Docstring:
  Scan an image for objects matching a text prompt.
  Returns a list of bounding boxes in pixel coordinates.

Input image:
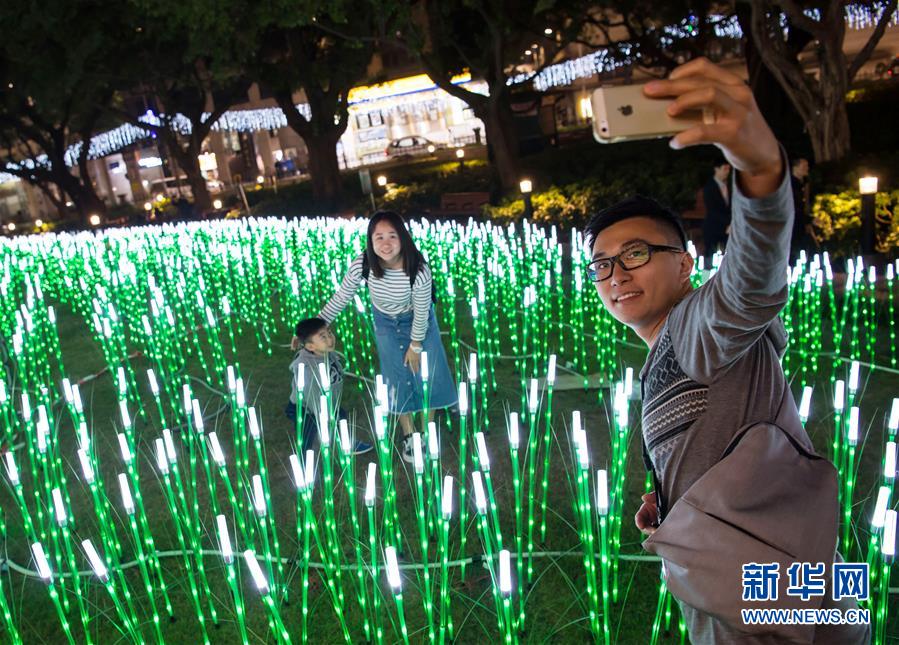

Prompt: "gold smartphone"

[591,84,707,143]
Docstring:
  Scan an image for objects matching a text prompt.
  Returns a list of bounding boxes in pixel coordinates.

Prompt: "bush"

[812,189,899,256]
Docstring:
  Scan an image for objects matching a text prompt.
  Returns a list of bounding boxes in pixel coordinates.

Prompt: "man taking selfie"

[584,58,869,644]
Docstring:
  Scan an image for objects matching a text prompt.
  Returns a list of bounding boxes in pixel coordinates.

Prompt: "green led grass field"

[0,216,896,644]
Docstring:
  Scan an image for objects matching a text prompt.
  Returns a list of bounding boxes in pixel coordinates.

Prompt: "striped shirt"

[319,254,433,341]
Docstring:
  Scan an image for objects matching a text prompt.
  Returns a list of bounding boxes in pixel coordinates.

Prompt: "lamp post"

[520,179,533,219]
[859,175,878,255]
[456,148,465,171]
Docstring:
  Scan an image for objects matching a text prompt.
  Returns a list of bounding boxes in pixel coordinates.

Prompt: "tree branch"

[848,0,897,81]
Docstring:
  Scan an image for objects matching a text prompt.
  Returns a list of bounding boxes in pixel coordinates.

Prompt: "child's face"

[304,326,336,354]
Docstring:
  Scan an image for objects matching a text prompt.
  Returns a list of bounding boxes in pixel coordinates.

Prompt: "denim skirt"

[371,305,457,414]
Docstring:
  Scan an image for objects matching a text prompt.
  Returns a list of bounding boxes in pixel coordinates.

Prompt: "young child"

[285,317,372,455]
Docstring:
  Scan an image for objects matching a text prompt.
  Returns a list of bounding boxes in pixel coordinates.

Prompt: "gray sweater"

[640,165,838,643]
[639,162,809,516]
[288,349,344,416]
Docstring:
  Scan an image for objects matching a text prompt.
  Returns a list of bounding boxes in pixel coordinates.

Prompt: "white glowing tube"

[470,298,479,319]
[468,353,478,383]
[376,376,388,409]
[61,378,73,403]
[4,452,18,486]
[208,432,226,466]
[155,439,169,474]
[885,442,896,480]
[217,515,233,564]
[421,351,429,382]
[374,408,386,440]
[252,475,267,516]
[442,475,453,519]
[182,385,192,415]
[472,471,487,514]
[849,361,860,393]
[412,433,424,474]
[162,429,177,463]
[72,385,83,413]
[528,379,538,413]
[235,377,245,408]
[499,549,512,596]
[295,363,305,393]
[572,410,582,435]
[848,407,859,446]
[52,487,67,525]
[305,449,315,488]
[889,398,899,431]
[334,420,349,456]
[118,474,135,515]
[119,400,131,429]
[458,383,469,415]
[318,362,331,392]
[834,380,845,411]
[82,539,109,582]
[117,367,127,395]
[365,462,377,507]
[476,432,490,471]
[78,422,89,451]
[872,486,891,529]
[191,399,204,433]
[318,398,330,446]
[31,542,52,580]
[547,354,557,385]
[883,510,896,558]
[226,365,236,393]
[507,412,520,450]
[117,433,133,463]
[289,453,304,489]
[247,407,261,440]
[78,449,95,483]
[799,386,813,421]
[36,414,49,454]
[147,369,159,397]
[624,368,634,398]
[243,550,269,592]
[384,546,402,591]
[427,422,439,460]
[596,469,609,516]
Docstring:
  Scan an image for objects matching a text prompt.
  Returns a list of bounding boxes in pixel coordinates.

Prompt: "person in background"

[286,317,372,455]
[790,156,814,262]
[702,158,732,265]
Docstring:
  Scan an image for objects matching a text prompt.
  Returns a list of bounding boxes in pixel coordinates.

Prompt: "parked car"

[385,136,444,160]
[148,176,223,202]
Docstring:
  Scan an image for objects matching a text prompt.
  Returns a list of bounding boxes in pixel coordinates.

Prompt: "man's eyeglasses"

[587,242,684,282]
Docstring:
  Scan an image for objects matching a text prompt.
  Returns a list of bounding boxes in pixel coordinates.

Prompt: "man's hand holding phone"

[643,57,783,198]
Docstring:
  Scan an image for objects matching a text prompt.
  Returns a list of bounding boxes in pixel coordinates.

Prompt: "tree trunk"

[477,95,522,192]
[165,134,213,213]
[304,130,343,211]
[807,88,852,163]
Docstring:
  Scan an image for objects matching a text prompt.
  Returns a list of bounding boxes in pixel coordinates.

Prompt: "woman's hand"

[404,344,421,374]
[643,57,783,198]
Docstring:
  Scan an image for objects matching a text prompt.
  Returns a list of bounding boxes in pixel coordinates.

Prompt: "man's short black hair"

[712,158,730,169]
[584,195,688,252]
[295,317,328,347]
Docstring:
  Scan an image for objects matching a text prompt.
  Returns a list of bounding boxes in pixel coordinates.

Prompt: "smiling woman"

[318,211,457,463]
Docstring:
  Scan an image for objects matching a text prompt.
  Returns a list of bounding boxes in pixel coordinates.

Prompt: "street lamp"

[256,174,265,185]
[859,175,878,254]
[89,214,101,227]
[520,178,533,218]
[456,147,465,170]
[377,175,388,187]
[213,199,223,210]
